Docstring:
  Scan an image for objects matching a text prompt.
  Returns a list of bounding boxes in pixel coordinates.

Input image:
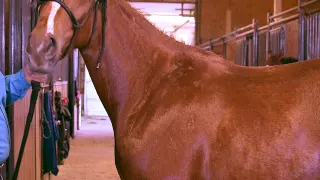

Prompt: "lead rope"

[41,92,52,139]
[0,163,4,180]
[11,81,41,180]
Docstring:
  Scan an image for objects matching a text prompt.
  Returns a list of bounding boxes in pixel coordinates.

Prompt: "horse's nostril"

[44,37,57,60]
[50,37,56,46]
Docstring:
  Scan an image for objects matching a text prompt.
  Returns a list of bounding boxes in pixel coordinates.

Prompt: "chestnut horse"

[266,50,298,66]
[25,0,320,179]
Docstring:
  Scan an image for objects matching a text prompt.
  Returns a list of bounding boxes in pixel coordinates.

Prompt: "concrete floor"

[51,116,120,180]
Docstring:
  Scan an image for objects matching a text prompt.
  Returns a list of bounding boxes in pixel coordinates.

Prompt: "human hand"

[23,63,50,84]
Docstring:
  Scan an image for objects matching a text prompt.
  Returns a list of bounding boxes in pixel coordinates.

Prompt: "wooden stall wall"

[12,92,41,180]
[52,57,69,82]
[5,0,42,179]
[54,82,68,98]
[52,56,69,104]
[199,0,273,44]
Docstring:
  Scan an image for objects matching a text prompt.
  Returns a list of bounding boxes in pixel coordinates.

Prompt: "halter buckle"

[40,82,50,93]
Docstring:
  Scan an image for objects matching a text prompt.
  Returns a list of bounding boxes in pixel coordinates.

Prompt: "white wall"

[84,66,108,117]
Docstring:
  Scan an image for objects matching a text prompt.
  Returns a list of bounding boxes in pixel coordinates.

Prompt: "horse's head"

[26,0,98,73]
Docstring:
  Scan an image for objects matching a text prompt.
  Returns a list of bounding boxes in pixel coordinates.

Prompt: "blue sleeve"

[5,69,31,106]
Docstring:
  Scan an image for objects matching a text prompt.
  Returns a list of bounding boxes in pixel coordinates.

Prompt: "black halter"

[38,0,107,68]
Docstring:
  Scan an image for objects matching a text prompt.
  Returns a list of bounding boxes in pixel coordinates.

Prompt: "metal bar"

[269,0,318,20]
[259,25,268,31]
[199,23,253,47]
[209,40,214,51]
[270,6,298,20]
[0,0,4,74]
[316,12,320,58]
[266,12,271,62]
[298,0,306,61]
[199,0,319,50]
[311,14,314,59]
[221,38,227,59]
[301,0,319,8]
[269,14,299,28]
[236,29,254,38]
[252,19,259,66]
[246,39,249,66]
[236,23,254,33]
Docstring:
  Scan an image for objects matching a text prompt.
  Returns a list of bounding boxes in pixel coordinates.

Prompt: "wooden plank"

[54,81,68,98]
[13,91,41,180]
[35,94,41,180]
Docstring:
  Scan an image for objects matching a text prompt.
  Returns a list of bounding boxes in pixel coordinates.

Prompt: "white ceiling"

[129,2,196,45]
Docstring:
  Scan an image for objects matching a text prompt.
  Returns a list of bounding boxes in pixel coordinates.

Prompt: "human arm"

[5,63,48,106]
[5,69,31,106]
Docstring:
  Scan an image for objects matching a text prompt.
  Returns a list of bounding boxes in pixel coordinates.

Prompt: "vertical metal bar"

[222,37,227,59]
[316,12,320,58]
[242,40,244,65]
[298,0,306,61]
[0,0,4,74]
[253,19,259,66]
[266,12,272,62]
[276,30,278,53]
[311,14,315,59]
[210,40,214,52]
[308,13,312,60]
[235,42,238,64]
[245,39,248,66]
[306,15,309,59]
[312,14,319,59]
[241,40,245,66]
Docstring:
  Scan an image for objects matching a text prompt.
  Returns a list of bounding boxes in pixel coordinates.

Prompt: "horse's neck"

[79,0,175,131]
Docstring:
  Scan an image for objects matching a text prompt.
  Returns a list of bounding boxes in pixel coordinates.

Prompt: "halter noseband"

[38,0,107,68]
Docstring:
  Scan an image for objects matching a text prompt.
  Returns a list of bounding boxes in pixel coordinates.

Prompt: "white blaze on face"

[46,2,61,35]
